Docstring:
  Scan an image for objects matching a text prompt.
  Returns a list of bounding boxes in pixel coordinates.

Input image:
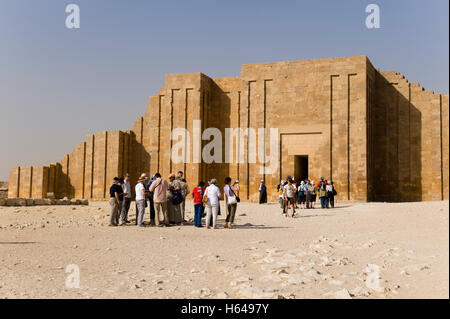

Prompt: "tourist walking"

[318,182,328,209]
[326,181,337,208]
[149,173,169,226]
[167,173,183,225]
[259,180,267,204]
[109,177,124,226]
[135,176,150,227]
[224,177,240,229]
[283,177,297,217]
[120,173,132,224]
[204,178,221,229]
[192,181,206,227]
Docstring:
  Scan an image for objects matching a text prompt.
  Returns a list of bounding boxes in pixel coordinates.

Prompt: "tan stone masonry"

[8,56,449,202]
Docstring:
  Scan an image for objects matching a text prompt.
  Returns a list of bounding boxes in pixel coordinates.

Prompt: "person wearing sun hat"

[135,175,150,227]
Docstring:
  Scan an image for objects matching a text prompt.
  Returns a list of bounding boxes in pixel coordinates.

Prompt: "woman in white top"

[204,178,221,229]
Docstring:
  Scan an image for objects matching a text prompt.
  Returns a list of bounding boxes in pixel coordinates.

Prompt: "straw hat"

[138,176,147,182]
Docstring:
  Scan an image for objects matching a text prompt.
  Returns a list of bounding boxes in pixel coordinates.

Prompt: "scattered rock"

[325,288,352,299]
[400,264,430,275]
[216,292,229,299]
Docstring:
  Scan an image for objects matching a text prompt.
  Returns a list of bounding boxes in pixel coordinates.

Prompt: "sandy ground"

[0,200,448,299]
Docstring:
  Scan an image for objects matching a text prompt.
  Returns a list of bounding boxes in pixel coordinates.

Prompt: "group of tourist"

[108,171,338,226]
[277,176,337,217]
[108,171,241,229]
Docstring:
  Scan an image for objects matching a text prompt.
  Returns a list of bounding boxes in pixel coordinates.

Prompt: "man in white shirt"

[205,178,221,229]
[135,176,149,227]
[120,173,132,224]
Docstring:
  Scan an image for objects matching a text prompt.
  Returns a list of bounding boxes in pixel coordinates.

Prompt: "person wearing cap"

[167,173,183,225]
[149,173,169,226]
[135,176,150,227]
[205,178,221,229]
[259,180,267,204]
[109,177,125,226]
[120,173,132,224]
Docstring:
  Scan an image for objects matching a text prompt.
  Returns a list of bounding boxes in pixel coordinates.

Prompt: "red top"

[192,187,205,205]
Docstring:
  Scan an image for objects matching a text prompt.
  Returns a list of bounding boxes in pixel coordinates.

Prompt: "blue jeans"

[194,204,203,227]
[320,197,328,208]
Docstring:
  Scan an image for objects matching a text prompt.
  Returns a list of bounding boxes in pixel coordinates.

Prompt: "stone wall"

[369,69,449,201]
[7,56,448,202]
[0,181,7,199]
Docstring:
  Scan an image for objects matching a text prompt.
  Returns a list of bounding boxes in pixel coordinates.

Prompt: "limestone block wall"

[9,130,134,200]
[235,56,369,202]
[369,68,449,201]
[8,55,448,202]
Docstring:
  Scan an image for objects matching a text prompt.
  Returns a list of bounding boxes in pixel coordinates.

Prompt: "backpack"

[171,190,184,205]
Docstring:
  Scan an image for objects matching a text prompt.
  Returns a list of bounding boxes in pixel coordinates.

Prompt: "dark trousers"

[305,194,311,208]
[194,204,203,227]
[327,195,335,208]
[225,203,237,223]
[320,196,328,208]
[149,195,155,220]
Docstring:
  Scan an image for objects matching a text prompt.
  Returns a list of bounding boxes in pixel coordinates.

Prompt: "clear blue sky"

[0,0,448,180]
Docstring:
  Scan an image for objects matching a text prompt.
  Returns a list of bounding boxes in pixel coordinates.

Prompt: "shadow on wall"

[368,72,422,202]
[203,81,232,189]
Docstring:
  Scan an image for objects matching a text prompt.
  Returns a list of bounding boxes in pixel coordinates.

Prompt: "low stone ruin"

[0,197,88,207]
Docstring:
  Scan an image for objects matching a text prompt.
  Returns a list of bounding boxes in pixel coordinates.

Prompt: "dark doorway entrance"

[294,155,308,183]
